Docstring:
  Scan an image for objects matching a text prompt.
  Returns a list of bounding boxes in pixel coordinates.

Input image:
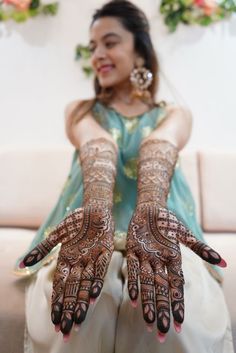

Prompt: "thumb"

[174,215,225,266]
[20,234,59,268]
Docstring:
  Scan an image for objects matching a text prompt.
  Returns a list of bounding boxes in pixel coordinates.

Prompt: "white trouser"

[25,247,234,353]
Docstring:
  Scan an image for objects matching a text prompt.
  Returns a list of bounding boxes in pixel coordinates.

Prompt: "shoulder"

[64,99,81,123]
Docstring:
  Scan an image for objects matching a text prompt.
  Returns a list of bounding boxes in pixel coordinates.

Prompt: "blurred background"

[0,0,236,150]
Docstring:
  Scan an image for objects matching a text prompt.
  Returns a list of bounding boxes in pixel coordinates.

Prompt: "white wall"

[1,0,236,150]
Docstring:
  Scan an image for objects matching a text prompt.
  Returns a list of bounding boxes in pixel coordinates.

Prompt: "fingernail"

[218,258,227,268]
[54,324,60,333]
[63,334,70,343]
[90,298,96,305]
[156,331,166,343]
[131,300,138,308]
[19,260,25,269]
[147,324,153,332]
[74,324,80,332]
[174,321,182,333]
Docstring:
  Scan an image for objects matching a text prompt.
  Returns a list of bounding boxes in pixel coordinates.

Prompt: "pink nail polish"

[156,332,166,343]
[131,300,138,308]
[218,259,227,268]
[147,324,153,332]
[19,260,25,269]
[174,321,182,333]
[63,334,70,343]
[54,324,60,333]
[74,324,80,332]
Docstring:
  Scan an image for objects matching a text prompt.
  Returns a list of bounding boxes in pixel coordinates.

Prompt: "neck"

[111,80,134,105]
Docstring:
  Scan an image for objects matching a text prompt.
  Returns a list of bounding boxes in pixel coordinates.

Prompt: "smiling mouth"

[98,65,115,74]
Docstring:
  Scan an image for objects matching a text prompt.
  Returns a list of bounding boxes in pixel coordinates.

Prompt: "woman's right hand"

[20,206,115,338]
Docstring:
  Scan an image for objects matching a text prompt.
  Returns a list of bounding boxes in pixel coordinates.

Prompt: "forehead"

[89,16,133,42]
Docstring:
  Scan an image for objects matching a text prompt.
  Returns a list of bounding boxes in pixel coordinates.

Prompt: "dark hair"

[91,0,159,106]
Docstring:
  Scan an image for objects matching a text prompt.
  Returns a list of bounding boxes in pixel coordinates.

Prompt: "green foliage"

[75,44,94,77]
[0,1,59,22]
[160,0,236,32]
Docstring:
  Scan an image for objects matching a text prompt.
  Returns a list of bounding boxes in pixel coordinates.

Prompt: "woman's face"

[89,17,138,89]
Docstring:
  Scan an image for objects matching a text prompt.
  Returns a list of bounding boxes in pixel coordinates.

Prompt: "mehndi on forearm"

[79,137,118,208]
[137,139,178,207]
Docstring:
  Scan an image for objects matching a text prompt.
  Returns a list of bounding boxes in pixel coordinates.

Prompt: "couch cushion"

[0,228,35,353]
[199,151,236,232]
[204,233,236,350]
[180,150,201,223]
[0,147,73,228]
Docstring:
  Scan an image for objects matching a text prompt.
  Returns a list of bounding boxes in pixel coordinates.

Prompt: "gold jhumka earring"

[130,57,153,103]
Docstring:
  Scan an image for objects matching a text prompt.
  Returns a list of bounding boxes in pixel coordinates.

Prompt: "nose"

[92,45,107,61]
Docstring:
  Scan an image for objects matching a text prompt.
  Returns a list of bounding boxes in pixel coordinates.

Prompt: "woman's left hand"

[126,204,226,340]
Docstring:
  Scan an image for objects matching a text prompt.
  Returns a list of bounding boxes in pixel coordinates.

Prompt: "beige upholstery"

[0,147,235,352]
[199,151,236,232]
[0,147,73,228]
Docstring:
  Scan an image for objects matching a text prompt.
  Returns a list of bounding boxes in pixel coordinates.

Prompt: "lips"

[98,64,114,73]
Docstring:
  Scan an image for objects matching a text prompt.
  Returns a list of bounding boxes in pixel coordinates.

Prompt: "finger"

[167,259,185,326]
[172,215,223,266]
[140,261,155,324]
[60,263,83,335]
[154,263,170,334]
[74,262,94,325]
[127,253,140,302]
[90,250,112,298]
[22,237,58,267]
[51,258,70,326]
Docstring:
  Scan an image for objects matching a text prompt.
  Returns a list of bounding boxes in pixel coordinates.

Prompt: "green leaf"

[30,0,40,10]
[11,11,29,22]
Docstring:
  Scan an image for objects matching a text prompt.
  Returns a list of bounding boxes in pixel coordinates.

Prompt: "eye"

[105,41,116,49]
[89,46,96,54]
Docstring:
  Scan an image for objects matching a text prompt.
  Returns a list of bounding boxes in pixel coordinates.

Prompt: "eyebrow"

[89,32,121,45]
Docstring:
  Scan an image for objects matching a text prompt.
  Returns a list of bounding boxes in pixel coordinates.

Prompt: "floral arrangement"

[0,0,59,22]
[160,0,236,32]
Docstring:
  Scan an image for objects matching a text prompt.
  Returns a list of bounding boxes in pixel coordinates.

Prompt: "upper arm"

[147,104,193,151]
[64,100,82,147]
[64,100,118,150]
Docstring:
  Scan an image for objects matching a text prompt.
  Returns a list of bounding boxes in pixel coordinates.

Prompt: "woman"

[15,1,233,352]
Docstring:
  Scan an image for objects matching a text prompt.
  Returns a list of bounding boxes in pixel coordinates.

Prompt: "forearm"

[137,139,178,207]
[79,137,118,209]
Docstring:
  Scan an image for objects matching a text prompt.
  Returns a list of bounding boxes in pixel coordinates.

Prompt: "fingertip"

[90,298,97,305]
[130,300,138,308]
[218,258,227,268]
[147,324,153,332]
[19,260,26,269]
[63,334,70,343]
[174,321,182,333]
[54,324,60,333]
[156,331,166,343]
[74,324,81,332]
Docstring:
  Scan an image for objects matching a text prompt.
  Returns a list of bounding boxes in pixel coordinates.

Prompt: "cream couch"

[0,147,235,352]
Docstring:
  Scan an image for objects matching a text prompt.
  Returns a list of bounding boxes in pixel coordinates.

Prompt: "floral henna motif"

[127,139,223,335]
[22,138,118,336]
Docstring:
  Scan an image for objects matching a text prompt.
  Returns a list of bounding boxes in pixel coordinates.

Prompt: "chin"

[98,76,128,90]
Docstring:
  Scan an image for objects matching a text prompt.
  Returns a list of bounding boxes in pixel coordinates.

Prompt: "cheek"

[113,51,134,74]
